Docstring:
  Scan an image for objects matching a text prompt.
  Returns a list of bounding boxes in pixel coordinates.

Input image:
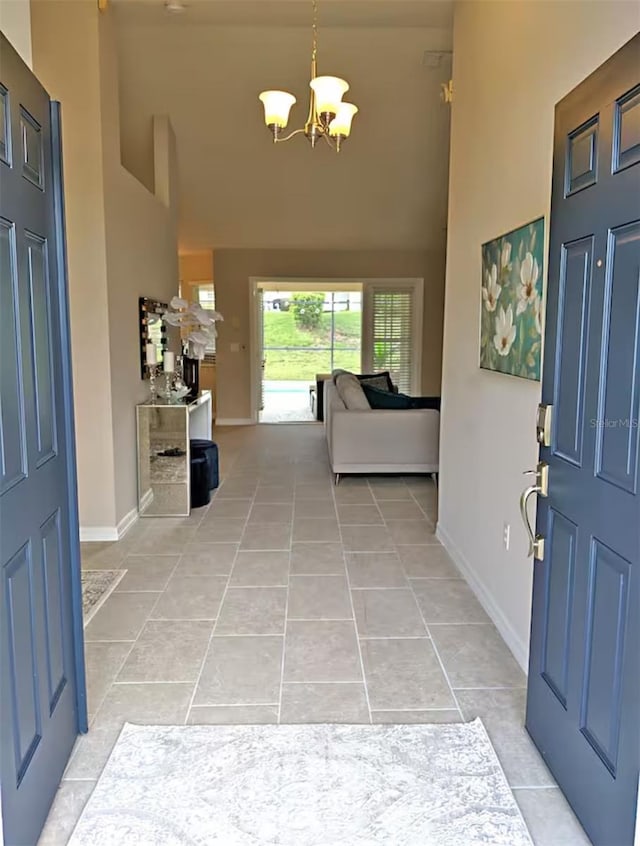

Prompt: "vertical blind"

[371,289,415,393]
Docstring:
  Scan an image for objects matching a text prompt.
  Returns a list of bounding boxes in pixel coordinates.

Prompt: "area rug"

[68,719,533,845]
[81,569,127,626]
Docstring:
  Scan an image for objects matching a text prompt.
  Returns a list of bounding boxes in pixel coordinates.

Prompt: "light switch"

[230,342,240,353]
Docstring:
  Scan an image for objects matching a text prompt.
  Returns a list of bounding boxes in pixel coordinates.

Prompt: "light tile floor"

[39,424,591,845]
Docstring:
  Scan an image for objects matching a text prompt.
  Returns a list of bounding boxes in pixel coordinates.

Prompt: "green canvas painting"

[480,217,545,381]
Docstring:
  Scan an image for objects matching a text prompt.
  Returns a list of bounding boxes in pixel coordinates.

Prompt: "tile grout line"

[380,478,466,722]
[276,507,294,725]
[183,461,257,724]
[339,479,375,725]
[404,482,465,720]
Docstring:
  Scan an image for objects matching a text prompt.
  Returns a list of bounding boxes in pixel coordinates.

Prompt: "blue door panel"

[553,238,592,466]
[4,542,42,782]
[614,84,640,172]
[0,217,27,494]
[566,115,599,195]
[41,508,67,712]
[19,106,44,190]
[26,231,57,466]
[540,508,576,707]
[595,221,640,493]
[580,539,630,777]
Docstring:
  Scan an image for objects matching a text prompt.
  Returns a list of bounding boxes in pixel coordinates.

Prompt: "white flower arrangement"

[162,296,224,361]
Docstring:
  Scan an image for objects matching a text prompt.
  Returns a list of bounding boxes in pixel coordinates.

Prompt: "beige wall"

[31,0,179,532]
[439,1,639,669]
[213,248,445,421]
[0,0,32,66]
[99,9,180,526]
[32,0,117,528]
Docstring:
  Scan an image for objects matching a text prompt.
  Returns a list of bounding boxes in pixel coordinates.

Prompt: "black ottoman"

[190,439,219,490]
[190,455,211,508]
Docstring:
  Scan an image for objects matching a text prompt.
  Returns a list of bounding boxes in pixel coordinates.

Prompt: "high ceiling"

[113,0,453,251]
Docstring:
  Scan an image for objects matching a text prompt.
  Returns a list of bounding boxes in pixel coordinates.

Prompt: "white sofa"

[323,379,440,479]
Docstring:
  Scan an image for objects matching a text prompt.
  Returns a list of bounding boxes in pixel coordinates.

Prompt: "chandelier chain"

[311,0,318,67]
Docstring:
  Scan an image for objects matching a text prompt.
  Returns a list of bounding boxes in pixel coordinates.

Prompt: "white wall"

[0,0,32,67]
[439,1,639,669]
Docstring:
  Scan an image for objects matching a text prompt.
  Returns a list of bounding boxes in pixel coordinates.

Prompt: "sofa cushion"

[335,373,371,411]
[361,385,413,409]
[332,369,395,392]
[358,372,395,392]
[362,384,442,411]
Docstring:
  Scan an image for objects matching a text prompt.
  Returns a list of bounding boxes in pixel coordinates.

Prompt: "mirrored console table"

[136,390,212,517]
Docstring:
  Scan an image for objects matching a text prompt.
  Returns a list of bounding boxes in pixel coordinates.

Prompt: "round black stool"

[190,439,219,490]
[190,455,211,508]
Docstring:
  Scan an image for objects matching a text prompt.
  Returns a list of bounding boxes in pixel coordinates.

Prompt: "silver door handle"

[520,463,548,560]
[520,485,541,558]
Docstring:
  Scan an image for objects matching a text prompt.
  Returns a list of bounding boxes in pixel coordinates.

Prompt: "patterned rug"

[68,720,533,845]
[81,569,127,626]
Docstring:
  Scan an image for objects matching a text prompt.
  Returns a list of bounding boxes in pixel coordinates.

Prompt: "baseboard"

[139,488,154,514]
[215,418,255,426]
[436,521,530,674]
[116,506,138,539]
[80,505,139,543]
[79,526,119,542]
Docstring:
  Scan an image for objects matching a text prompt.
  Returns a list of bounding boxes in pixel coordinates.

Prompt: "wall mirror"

[139,296,168,378]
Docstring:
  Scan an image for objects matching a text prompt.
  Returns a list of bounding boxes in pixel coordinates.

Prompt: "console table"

[136,390,212,517]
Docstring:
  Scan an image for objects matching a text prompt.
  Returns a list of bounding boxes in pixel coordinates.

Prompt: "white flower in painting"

[517,252,539,315]
[534,295,543,335]
[500,241,512,272]
[482,264,501,312]
[493,305,517,356]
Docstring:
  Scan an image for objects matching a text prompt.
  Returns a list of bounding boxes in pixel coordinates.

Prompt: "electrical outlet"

[503,523,511,551]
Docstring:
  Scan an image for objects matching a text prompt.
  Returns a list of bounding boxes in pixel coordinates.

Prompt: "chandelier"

[258,0,358,152]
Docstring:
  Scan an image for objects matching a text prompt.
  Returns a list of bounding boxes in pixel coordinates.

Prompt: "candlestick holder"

[163,368,174,401]
[148,364,159,402]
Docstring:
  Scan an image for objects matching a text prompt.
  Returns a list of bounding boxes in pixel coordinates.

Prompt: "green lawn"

[263,310,361,380]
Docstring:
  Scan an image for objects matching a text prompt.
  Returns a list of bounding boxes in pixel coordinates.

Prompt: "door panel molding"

[565,114,599,196]
[553,237,593,466]
[540,508,577,708]
[0,216,28,494]
[613,83,640,173]
[4,541,42,784]
[594,220,640,494]
[40,508,67,714]
[580,538,630,777]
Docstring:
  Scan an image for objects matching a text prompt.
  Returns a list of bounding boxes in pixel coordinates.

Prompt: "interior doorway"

[255,282,363,423]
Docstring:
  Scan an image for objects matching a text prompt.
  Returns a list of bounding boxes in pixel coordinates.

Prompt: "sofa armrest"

[330,409,439,466]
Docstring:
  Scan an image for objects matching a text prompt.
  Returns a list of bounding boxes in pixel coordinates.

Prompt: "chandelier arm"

[322,131,335,149]
[274,127,308,143]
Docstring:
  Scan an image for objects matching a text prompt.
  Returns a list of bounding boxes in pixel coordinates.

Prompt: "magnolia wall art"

[480,217,545,380]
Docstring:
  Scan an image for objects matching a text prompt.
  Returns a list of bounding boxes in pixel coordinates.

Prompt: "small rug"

[68,720,533,845]
[81,569,127,626]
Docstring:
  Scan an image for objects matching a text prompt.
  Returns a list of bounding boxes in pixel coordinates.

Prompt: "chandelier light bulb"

[258,91,297,129]
[309,76,349,119]
[329,102,358,138]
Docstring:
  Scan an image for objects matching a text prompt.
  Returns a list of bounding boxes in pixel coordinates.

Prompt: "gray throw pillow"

[335,373,371,411]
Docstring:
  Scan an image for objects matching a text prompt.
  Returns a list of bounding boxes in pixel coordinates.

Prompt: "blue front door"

[1,36,86,845]
[526,34,640,846]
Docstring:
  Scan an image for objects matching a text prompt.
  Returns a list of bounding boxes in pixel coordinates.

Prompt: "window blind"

[370,290,414,393]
